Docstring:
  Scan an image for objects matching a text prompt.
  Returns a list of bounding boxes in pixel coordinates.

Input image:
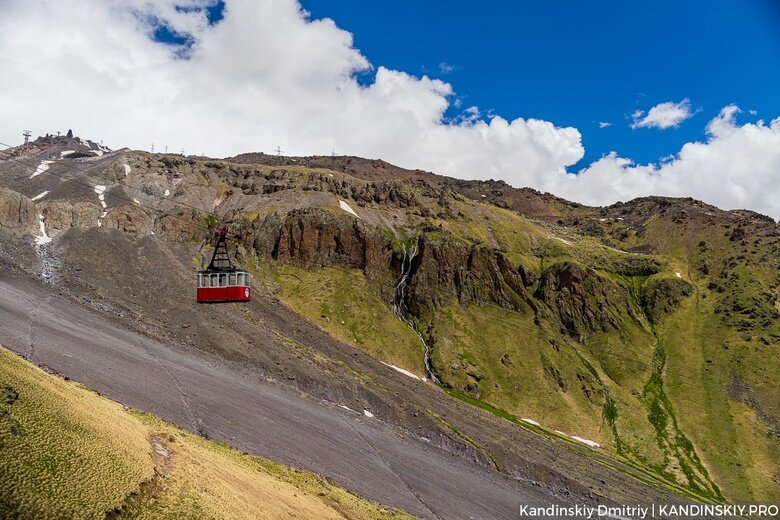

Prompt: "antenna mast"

[23,130,31,149]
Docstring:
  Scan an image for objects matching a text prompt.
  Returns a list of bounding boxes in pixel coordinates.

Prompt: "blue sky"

[302,0,780,168]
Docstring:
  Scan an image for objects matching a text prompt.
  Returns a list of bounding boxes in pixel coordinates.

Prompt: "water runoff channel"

[392,241,440,384]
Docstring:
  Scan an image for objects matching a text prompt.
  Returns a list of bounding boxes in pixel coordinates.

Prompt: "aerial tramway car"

[196,227,251,303]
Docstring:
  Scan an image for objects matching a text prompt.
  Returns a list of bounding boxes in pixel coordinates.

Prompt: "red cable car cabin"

[196,228,251,303]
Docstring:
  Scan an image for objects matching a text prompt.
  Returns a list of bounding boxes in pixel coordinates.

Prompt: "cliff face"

[534,261,638,337]
[0,188,38,235]
[406,234,534,315]
[253,209,395,281]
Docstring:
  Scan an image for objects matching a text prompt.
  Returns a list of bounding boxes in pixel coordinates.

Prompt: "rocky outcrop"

[105,205,153,240]
[0,188,38,234]
[254,208,394,280]
[535,261,636,337]
[405,234,534,315]
[41,201,101,238]
[641,276,693,323]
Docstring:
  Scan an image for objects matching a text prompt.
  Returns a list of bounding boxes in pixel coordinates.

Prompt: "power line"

[1,140,776,413]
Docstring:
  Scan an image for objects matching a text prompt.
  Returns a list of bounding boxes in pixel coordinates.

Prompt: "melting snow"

[31,191,49,202]
[571,436,600,448]
[521,418,541,427]
[381,362,421,381]
[133,198,140,205]
[60,150,75,157]
[338,200,360,218]
[164,189,170,197]
[94,185,107,227]
[30,160,53,179]
[35,214,52,245]
[123,164,131,176]
[338,405,355,413]
[363,409,374,418]
[675,272,682,278]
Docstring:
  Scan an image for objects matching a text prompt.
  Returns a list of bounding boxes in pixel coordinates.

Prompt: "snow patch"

[164,189,170,197]
[35,214,52,245]
[521,418,541,427]
[133,198,140,205]
[94,185,108,226]
[338,405,355,413]
[363,409,374,418]
[381,362,421,381]
[30,160,53,178]
[554,430,567,436]
[571,436,600,448]
[338,200,360,218]
[31,191,49,202]
[123,164,131,176]
[59,150,75,157]
[675,272,682,278]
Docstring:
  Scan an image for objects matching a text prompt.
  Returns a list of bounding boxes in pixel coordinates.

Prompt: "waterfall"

[393,242,439,384]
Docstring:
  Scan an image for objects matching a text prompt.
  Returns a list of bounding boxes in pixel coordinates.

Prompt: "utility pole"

[23,130,31,149]
[275,145,283,156]
[151,143,155,153]
[181,148,185,156]
[331,148,336,157]
[165,145,168,154]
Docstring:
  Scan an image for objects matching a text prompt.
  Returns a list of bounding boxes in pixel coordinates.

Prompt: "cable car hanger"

[196,225,252,303]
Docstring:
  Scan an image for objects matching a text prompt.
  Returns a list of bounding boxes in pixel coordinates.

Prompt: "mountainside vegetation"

[0,135,777,504]
[0,346,409,519]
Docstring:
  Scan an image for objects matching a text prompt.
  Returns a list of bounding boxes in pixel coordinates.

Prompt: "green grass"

[0,346,411,520]
[275,264,427,377]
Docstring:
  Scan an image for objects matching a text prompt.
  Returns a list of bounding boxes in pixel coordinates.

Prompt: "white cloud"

[0,0,582,184]
[554,106,780,219]
[438,62,458,74]
[631,99,693,129]
[0,1,778,220]
[598,122,611,128]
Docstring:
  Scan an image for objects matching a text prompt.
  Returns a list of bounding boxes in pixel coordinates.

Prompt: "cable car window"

[229,273,237,286]
[237,273,244,286]
[211,274,218,287]
[219,274,227,287]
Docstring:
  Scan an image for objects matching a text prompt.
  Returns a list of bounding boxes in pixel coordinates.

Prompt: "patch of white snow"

[338,200,360,218]
[35,214,52,245]
[123,164,131,176]
[164,189,170,197]
[133,198,140,205]
[571,436,600,448]
[381,362,421,381]
[338,405,355,413]
[30,160,53,179]
[31,191,49,202]
[521,418,541,427]
[59,150,75,157]
[363,409,374,418]
[675,272,682,278]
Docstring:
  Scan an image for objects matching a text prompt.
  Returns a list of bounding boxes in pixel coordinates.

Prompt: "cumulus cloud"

[631,98,693,129]
[0,0,582,183]
[598,122,612,128]
[555,106,780,219]
[0,0,778,219]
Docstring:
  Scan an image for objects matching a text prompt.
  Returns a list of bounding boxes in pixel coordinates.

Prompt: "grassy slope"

[274,264,426,378]
[267,194,777,502]
[0,346,410,520]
